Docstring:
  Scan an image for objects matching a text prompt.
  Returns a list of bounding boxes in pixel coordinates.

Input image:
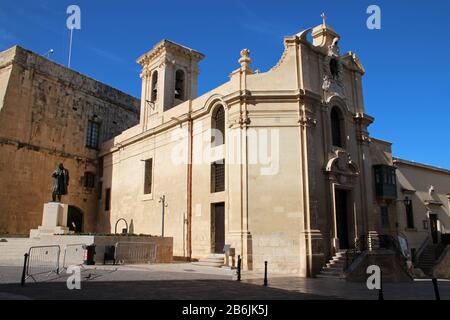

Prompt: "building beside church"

[394,158,450,258]
[0,46,140,235]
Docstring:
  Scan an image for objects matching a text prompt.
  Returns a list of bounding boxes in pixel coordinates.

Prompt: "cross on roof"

[321,12,326,26]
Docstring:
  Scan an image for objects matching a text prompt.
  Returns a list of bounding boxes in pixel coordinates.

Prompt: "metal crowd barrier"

[23,245,60,284]
[114,242,157,265]
[62,243,86,270]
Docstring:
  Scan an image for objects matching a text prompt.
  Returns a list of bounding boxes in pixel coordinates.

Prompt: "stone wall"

[90,235,173,264]
[432,245,450,279]
[0,235,173,265]
[0,46,140,235]
[346,250,412,282]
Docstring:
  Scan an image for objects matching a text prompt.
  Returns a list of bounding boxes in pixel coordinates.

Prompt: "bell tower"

[137,40,204,130]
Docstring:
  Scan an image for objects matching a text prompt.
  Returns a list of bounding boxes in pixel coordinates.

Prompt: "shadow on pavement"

[0,279,335,300]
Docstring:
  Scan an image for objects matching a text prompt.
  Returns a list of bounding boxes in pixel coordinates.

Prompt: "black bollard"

[378,269,384,300]
[263,261,268,287]
[432,278,441,301]
[20,253,28,287]
[237,255,241,281]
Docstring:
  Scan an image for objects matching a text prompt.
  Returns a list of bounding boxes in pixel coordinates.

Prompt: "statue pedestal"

[30,202,70,238]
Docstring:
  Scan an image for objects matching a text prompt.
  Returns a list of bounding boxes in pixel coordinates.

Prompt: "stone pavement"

[0,263,331,300]
[243,276,450,300]
[0,263,448,300]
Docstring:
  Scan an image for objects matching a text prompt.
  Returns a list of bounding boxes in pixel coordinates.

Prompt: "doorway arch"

[67,206,84,233]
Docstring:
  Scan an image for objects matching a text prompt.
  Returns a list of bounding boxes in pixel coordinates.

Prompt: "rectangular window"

[405,199,415,229]
[144,159,153,195]
[83,171,95,189]
[211,160,225,193]
[105,188,111,211]
[381,206,390,228]
[86,120,100,149]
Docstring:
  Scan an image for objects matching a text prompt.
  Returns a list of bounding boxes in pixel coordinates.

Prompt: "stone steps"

[415,245,438,276]
[316,273,346,279]
[317,251,347,280]
[192,254,225,268]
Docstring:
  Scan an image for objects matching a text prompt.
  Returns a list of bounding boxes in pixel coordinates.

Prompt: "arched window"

[211,105,225,146]
[175,69,185,100]
[329,58,339,79]
[151,71,158,102]
[331,106,344,148]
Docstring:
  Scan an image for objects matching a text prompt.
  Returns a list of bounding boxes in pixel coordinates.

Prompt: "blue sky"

[1,0,449,169]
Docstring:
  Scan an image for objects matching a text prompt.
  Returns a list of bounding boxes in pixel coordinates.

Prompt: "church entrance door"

[335,189,350,249]
[211,202,225,253]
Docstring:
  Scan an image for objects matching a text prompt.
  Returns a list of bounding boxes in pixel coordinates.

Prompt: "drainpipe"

[186,113,193,260]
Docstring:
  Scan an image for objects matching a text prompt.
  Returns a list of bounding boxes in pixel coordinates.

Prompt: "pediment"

[341,52,365,74]
[326,149,359,176]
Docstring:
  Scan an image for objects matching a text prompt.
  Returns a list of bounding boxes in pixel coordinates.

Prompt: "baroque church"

[1,20,449,278]
[96,21,400,276]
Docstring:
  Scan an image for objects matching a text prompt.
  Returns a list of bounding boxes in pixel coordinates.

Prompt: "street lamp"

[159,195,168,237]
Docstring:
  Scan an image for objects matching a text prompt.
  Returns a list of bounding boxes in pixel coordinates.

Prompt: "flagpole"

[68,26,74,68]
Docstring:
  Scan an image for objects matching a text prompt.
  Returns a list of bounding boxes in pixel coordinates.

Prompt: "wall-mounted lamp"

[403,197,412,207]
[423,220,429,230]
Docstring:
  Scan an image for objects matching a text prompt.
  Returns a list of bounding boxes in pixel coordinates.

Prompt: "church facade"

[97,22,402,276]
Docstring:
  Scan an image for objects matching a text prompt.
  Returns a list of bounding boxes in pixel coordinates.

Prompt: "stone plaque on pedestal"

[30,202,70,238]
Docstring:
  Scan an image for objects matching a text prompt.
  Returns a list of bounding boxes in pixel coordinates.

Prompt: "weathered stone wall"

[0,46,139,235]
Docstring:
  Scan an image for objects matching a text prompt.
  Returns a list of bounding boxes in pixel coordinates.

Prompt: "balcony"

[374,165,397,200]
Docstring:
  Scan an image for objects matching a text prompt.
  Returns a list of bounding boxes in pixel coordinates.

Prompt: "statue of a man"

[52,163,69,202]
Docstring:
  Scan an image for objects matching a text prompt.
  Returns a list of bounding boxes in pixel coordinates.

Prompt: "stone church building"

[97,22,412,276]
[1,21,449,278]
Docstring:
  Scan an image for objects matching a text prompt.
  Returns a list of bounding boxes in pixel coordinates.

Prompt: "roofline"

[1,45,140,113]
[371,137,392,146]
[137,39,205,65]
[393,158,450,175]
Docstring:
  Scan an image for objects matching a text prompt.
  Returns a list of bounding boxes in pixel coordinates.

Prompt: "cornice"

[137,40,205,66]
[100,88,325,156]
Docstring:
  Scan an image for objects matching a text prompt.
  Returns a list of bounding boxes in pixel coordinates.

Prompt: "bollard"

[432,278,441,301]
[20,253,28,287]
[263,261,268,287]
[378,269,384,300]
[237,255,241,281]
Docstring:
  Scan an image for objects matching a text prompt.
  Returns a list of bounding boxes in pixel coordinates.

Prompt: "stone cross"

[321,12,326,26]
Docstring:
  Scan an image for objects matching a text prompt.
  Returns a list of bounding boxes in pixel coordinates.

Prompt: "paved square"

[1,263,448,300]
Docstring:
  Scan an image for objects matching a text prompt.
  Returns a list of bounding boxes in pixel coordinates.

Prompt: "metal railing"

[24,245,60,283]
[61,243,86,270]
[114,242,157,265]
[345,235,369,271]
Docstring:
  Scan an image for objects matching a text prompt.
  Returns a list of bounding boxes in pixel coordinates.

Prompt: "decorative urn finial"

[239,48,252,68]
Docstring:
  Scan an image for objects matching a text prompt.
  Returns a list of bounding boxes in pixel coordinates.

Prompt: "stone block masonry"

[0,45,140,235]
